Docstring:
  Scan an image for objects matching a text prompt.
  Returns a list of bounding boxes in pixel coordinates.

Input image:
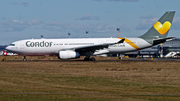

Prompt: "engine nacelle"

[58,50,80,59]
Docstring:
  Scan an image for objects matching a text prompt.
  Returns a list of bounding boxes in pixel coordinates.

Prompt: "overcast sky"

[0,0,180,45]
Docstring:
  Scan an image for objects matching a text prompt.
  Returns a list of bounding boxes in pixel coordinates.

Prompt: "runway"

[2,57,180,62]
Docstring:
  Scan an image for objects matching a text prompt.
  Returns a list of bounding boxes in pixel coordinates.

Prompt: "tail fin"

[139,11,175,41]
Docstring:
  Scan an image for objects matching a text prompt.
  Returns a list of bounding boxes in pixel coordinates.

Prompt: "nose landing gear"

[23,56,27,61]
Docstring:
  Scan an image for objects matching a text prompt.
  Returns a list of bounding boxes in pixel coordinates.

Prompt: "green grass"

[0,60,180,101]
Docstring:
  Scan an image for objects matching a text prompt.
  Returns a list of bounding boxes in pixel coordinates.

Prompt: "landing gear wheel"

[84,57,96,61]
[84,57,90,61]
[90,57,96,61]
[23,59,27,61]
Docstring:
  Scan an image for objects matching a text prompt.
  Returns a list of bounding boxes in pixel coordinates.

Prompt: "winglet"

[117,38,125,44]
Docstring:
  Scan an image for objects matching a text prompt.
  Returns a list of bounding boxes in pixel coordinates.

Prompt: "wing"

[59,38,125,52]
[73,38,125,52]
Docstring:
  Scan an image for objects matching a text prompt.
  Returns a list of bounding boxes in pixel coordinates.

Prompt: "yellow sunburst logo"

[153,21,171,35]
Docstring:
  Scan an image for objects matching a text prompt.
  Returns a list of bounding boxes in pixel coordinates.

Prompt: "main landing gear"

[83,51,96,61]
[84,56,96,61]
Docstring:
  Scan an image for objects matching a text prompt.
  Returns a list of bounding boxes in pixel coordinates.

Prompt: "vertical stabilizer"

[139,11,175,42]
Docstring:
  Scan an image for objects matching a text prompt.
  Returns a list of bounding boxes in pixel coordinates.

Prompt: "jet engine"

[58,50,80,59]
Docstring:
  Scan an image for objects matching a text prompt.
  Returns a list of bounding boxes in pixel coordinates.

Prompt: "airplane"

[3,50,7,55]
[0,50,18,56]
[6,11,175,61]
[0,50,8,56]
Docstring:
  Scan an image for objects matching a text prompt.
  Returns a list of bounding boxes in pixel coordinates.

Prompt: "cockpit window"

[10,44,15,46]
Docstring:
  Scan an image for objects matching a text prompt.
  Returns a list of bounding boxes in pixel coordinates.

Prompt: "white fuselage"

[6,38,152,56]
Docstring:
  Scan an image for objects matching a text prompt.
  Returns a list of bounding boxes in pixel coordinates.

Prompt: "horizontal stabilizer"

[153,37,175,45]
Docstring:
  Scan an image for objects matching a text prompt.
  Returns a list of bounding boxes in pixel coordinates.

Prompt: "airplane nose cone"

[5,46,10,51]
